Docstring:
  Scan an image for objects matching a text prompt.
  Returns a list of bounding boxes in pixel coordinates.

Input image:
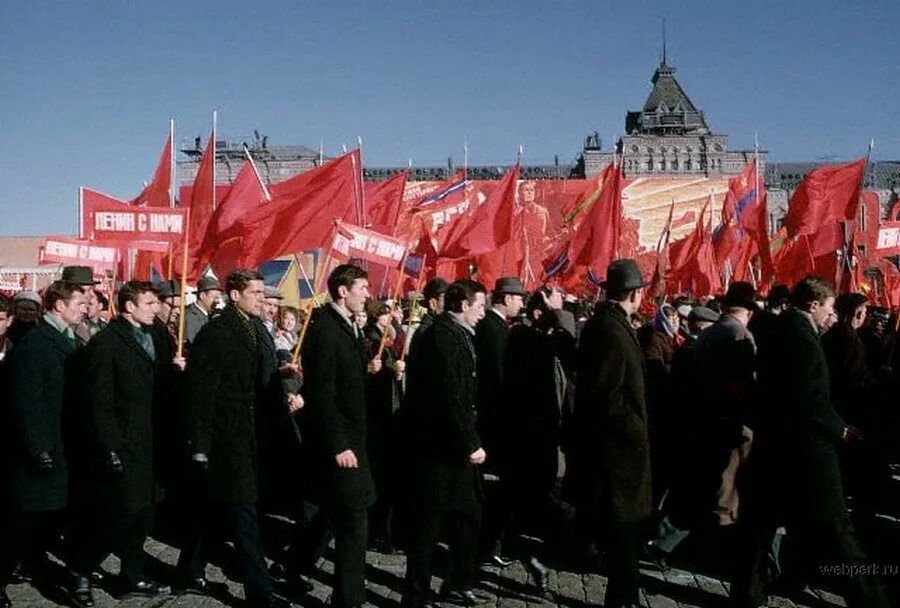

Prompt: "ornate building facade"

[581,58,765,179]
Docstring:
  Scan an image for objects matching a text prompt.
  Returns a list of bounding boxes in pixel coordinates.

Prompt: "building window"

[859,203,867,233]
[685,159,693,171]
[671,160,679,171]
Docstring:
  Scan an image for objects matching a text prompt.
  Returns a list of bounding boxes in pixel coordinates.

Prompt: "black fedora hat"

[61,265,100,286]
[601,259,650,292]
[153,280,179,299]
[493,276,526,297]
[722,281,760,312]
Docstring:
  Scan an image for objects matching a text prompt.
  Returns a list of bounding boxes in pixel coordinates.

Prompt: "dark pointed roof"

[626,60,709,136]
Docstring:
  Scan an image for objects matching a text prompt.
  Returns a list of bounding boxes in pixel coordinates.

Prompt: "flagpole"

[292,222,340,365]
[244,145,272,201]
[293,253,315,296]
[170,118,176,208]
[78,187,84,239]
[211,110,218,212]
[176,208,192,359]
[376,255,408,359]
[357,136,366,226]
[463,138,468,182]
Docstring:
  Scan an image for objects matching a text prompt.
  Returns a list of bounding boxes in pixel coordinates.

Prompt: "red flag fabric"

[212,150,360,272]
[194,160,270,274]
[365,171,408,236]
[169,134,217,279]
[440,165,520,260]
[130,134,172,208]
[783,158,866,238]
[567,163,623,275]
[330,222,407,269]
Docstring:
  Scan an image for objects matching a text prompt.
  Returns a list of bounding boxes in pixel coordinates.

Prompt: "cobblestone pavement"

[6,533,872,608]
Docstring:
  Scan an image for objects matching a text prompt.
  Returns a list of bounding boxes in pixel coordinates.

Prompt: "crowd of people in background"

[1,259,898,608]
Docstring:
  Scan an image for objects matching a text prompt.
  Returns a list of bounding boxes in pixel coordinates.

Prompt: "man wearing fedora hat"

[475,276,525,568]
[61,266,101,287]
[185,276,222,345]
[572,259,651,608]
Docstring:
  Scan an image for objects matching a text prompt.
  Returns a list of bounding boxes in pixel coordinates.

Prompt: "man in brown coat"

[573,259,651,608]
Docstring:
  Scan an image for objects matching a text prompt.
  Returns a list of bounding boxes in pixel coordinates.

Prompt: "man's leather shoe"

[526,557,550,595]
[0,587,11,608]
[89,570,106,585]
[65,576,95,608]
[440,588,491,606]
[181,576,209,594]
[249,593,296,608]
[285,575,314,595]
[126,579,172,596]
[481,554,514,569]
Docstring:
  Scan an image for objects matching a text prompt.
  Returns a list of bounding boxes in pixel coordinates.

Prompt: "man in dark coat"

[405,277,448,361]
[498,286,576,592]
[181,269,295,608]
[1,281,86,608]
[401,280,490,608]
[66,281,171,601]
[731,277,889,608]
[475,276,525,566]
[300,264,378,608]
[572,259,651,608]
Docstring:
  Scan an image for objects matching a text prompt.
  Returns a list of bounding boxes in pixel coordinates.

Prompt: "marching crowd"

[1,259,898,608]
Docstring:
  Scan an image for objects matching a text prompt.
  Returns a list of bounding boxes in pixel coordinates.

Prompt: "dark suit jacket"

[573,301,652,523]
[404,312,482,514]
[474,311,508,456]
[185,305,275,505]
[754,308,848,521]
[502,314,575,491]
[301,305,375,510]
[6,320,79,512]
[76,317,164,513]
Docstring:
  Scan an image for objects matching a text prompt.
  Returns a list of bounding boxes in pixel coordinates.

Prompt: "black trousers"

[480,476,561,564]
[176,501,272,603]
[0,509,62,583]
[68,505,154,586]
[730,508,890,608]
[603,521,643,608]
[402,505,481,608]
[286,501,368,608]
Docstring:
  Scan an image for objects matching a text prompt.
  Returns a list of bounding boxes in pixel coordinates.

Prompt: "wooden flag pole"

[292,222,340,364]
[108,257,119,317]
[175,209,192,359]
[376,258,407,359]
[166,243,174,280]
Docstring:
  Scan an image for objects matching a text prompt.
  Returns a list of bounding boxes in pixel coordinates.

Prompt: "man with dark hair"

[407,277,449,360]
[572,259,651,608]
[732,277,889,608]
[66,280,171,602]
[476,277,525,567]
[1,281,85,608]
[401,279,489,608]
[181,268,296,608]
[301,263,378,608]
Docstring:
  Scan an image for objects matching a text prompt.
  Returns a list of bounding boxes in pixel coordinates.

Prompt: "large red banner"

[39,237,119,271]
[84,202,186,246]
[332,222,407,269]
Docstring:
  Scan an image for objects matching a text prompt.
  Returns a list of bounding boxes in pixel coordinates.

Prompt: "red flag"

[171,133,216,279]
[130,133,172,208]
[783,158,866,238]
[365,171,408,235]
[567,163,623,275]
[194,159,270,273]
[212,150,360,272]
[440,165,520,260]
[330,222,407,269]
[668,198,712,293]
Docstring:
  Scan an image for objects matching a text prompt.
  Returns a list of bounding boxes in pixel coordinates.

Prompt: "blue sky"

[1,0,898,236]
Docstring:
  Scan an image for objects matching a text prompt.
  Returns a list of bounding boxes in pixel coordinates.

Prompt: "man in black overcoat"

[300,264,379,608]
[66,281,171,601]
[572,259,651,608]
[1,281,85,608]
[475,277,525,566]
[401,280,490,608]
[499,286,576,592]
[405,276,448,361]
[181,269,296,608]
[731,277,889,608]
